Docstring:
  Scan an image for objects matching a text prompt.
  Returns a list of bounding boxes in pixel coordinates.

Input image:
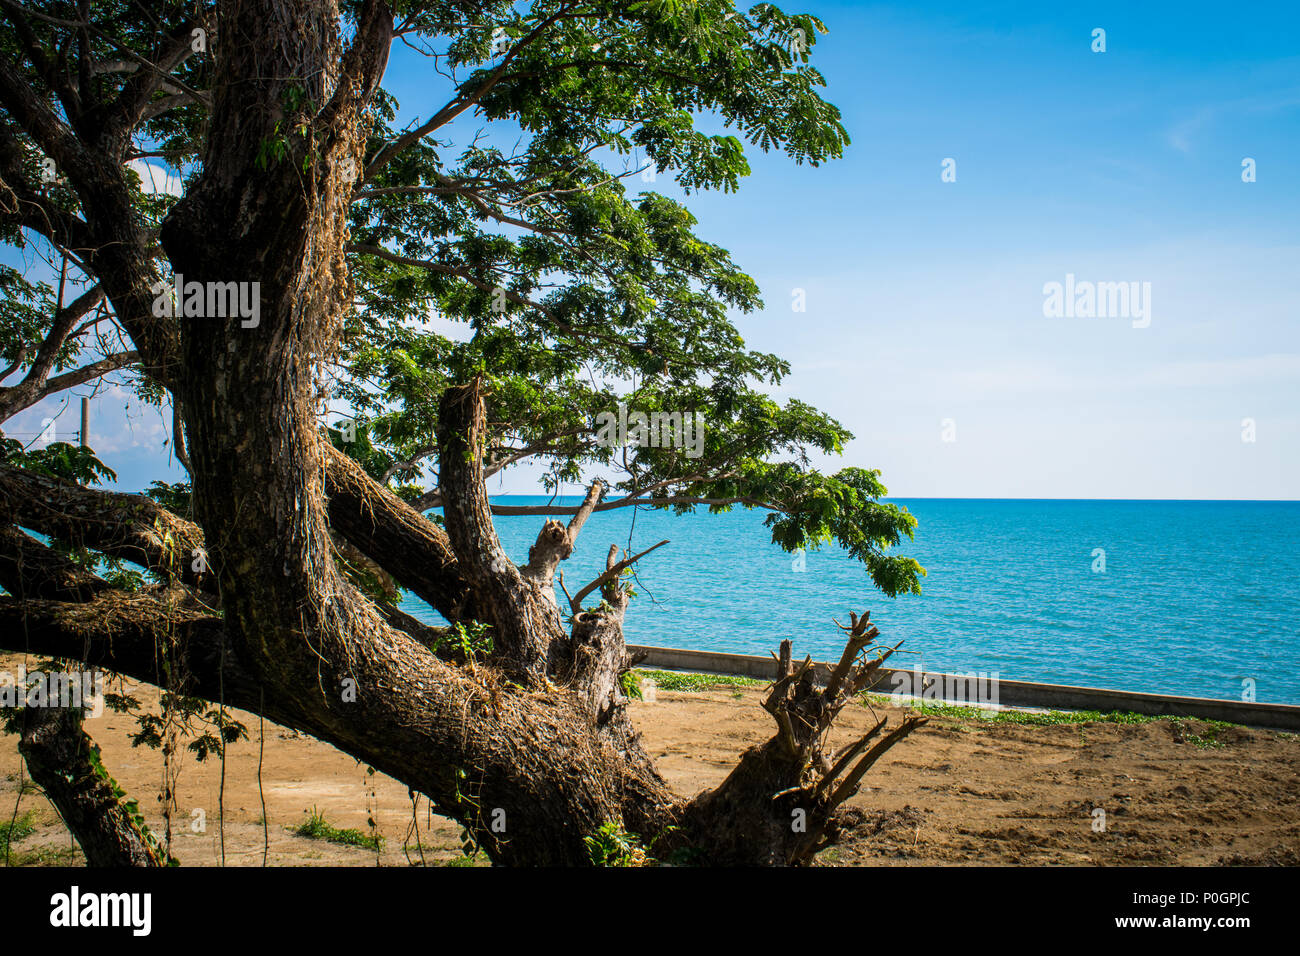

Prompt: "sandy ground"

[2,656,1297,866]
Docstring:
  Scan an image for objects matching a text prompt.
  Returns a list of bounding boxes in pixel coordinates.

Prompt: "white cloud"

[127,160,183,197]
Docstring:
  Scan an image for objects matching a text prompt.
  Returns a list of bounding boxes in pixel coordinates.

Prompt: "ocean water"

[401,498,1300,705]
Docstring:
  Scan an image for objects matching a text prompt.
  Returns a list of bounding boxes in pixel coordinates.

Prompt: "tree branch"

[487,495,778,516]
[521,479,603,584]
[361,3,577,183]
[0,463,208,588]
[568,538,668,614]
[0,282,106,422]
[321,442,476,623]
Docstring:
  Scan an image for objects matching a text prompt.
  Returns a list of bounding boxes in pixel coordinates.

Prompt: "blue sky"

[669,0,1300,500]
[7,1,1298,498]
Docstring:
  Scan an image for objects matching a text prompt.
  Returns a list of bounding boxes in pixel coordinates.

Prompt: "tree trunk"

[17,704,169,867]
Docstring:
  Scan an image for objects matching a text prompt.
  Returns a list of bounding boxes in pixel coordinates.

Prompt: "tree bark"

[0,466,209,589]
[16,704,169,867]
[321,443,477,623]
[434,378,570,680]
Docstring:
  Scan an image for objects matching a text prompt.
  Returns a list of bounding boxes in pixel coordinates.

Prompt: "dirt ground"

[2,655,1297,866]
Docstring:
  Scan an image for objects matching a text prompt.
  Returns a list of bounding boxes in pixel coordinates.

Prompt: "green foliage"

[0,811,36,855]
[100,562,145,592]
[84,738,177,865]
[584,820,651,866]
[143,481,193,514]
[293,806,385,851]
[127,694,248,761]
[872,695,1243,736]
[2,0,923,611]
[444,852,488,867]
[102,690,141,716]
[1173,720,1232,749]
[620,670,643,700]
[0,268,69,370]
[333,0,923,596]
[1,438,116,486]
[432,621,495,663]
[446,765,498,858]
[630,668,762,692]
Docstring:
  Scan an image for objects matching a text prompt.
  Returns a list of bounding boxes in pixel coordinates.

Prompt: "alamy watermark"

[1042,273,1151,328]
[594,403,704,459]
[151,274,260,328]
[889,666,1000,709]
[50,886,150,936]
[0,667,104,717]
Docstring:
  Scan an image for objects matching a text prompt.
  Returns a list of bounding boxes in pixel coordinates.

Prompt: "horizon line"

[483,494,1300,503]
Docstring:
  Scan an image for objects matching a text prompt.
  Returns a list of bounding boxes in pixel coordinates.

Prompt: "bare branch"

[487,494,778,517]
[521,480,604,583]
[568,538,668,614]
[822,610,879,704]
[826,716,928,809]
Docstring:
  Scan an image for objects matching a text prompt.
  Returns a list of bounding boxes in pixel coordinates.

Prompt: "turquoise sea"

[401,498,1300,705]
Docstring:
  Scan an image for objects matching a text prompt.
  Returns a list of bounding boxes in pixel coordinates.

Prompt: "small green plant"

[255,123,289,170]
[0,811,36,854]
[1175,720,1232,749]
[6,844,83,867]
[293,806,385,852]
[432,621,494,663]
[584,821,650,867]
[620,671,643,700]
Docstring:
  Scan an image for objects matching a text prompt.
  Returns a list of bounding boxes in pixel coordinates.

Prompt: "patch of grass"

[1174,720,1233,749]
[868,694,1244,732]
[292,807,384,852]
[5,844,82,867]
[630,669,763,693]
[444,852,489,867]
[629,673,1255,743]
[0,811,37,854]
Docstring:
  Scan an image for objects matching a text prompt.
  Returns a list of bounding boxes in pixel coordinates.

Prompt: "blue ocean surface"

[401,498,1300,705]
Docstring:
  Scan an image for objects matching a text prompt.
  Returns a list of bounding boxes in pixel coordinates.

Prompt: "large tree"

[0,0,925,866]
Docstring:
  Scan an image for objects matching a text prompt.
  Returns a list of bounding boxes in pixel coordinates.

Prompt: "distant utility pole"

[80,397,89,448]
